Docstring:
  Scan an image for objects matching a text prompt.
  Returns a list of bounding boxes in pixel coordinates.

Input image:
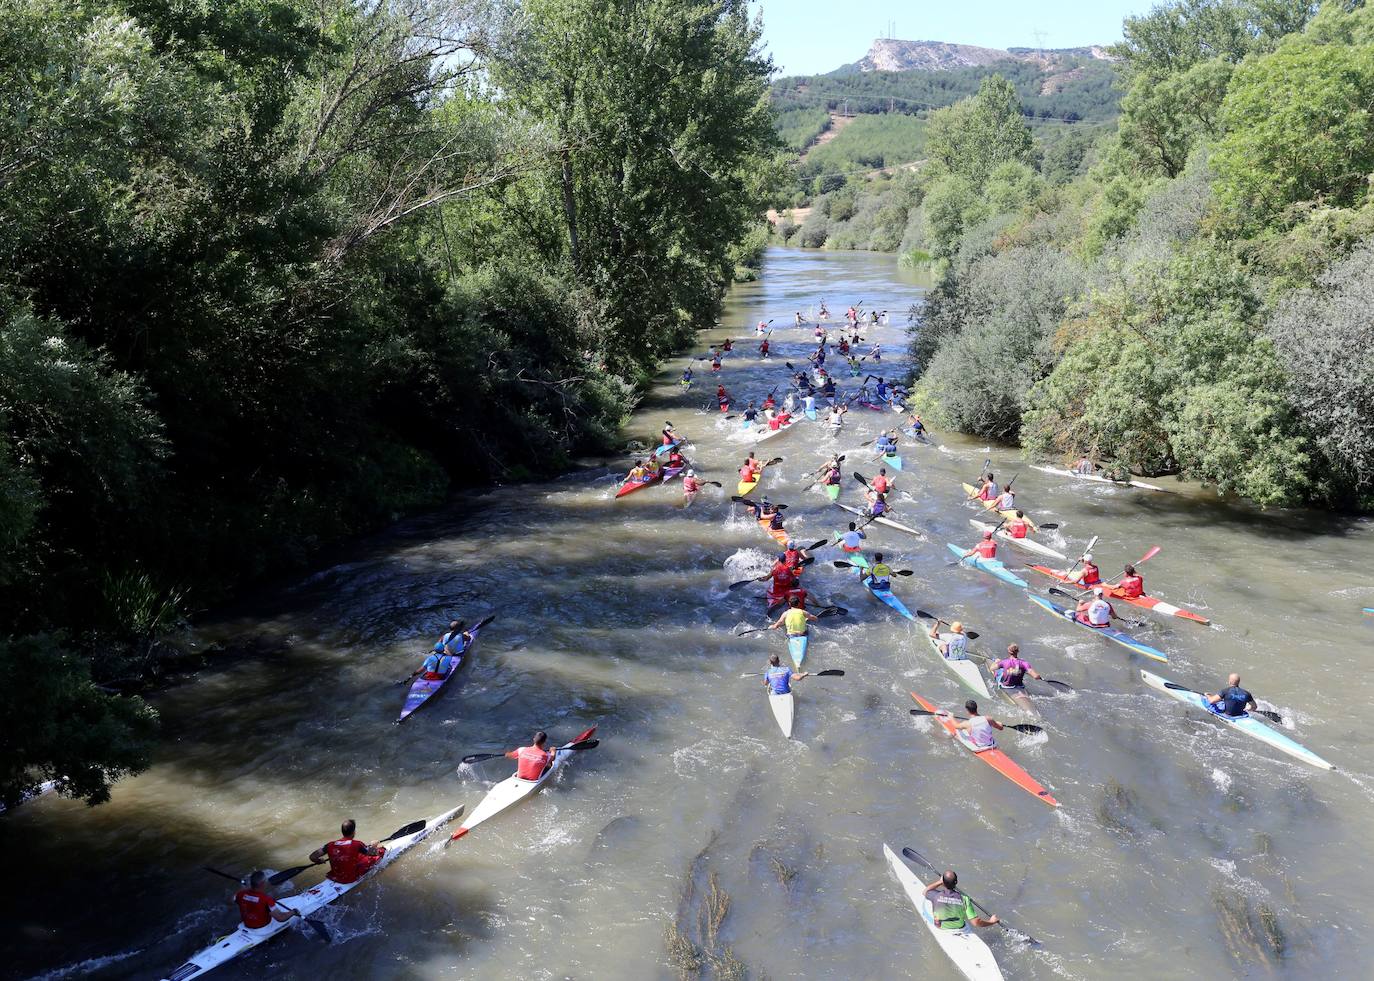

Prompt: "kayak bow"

[945,543,1028,589]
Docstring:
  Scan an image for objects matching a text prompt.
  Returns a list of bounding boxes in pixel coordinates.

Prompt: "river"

[10,247,1374,980]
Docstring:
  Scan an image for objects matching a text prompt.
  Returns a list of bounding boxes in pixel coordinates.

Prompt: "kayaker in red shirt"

[233,871,301,930]
[310,820,385,884]
[1117,564,1144,598]
[961,531,997,561]
[507,731,552,780]
[769,410,791,431]
[1006,511,1031,539]
[761,393,776,410]
[759,338,770,358]
[666,448,686,470]
[838,337,850,355]
[721,338,733,352]
[716,384,729,409]
[710,353,722,372]
[1077,553,1101,586]
[781,539,810,567]
[871,469,892,495]
[660,423,678,449]
[682,470,701,502]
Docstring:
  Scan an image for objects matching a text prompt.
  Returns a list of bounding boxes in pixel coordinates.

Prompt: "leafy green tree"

[925,75,1035,190]
[1118,58,1233,177]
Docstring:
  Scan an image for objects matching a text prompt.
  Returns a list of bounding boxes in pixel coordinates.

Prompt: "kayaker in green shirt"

[924,870,1000,930]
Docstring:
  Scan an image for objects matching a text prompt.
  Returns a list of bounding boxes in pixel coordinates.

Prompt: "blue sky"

[750,0,1154,75]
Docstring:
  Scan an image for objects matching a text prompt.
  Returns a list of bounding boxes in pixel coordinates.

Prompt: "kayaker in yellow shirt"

[768,595,818,637]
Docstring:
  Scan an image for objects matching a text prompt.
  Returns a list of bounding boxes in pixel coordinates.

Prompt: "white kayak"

[754,416,802,443]
[1139,670,1334,770]
[449,726,598,840]
[967,519,1066,561]
[769,691,795,738]
[1030,464,1165,491]
[162,803,464,981]
[923,627,991,698]
[835,502,924,540]
[883,844,1004,981]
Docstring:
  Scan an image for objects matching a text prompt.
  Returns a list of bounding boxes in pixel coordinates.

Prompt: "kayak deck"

[883,844,1005,981]
[450,726,598,840]
[968,518,1065,562]
[1027,565,1210,625]
[1026,593,1169,662]
[910,692,1059,807]
[946,543,1028,589]
[923,629,991,698]
[397,621,489,722]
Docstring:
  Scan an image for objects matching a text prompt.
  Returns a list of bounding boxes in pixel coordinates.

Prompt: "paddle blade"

[267,861,323,885]
[816,606,847,618]
[909,708,935,716]
[805,540,826,550]
[851,471,868,485]
[382,818,430,842]
[727,578,757,591]
[1008,724,1043,735]
[303,917,332,944]
[815,669,845,677]
[565,738,599,752]
[1043,679,1074,692]
[471,614,496,631]
[833,560,852,569]
[900,846,937,874]
[460,751,504,765]
[1136,545,1162,565]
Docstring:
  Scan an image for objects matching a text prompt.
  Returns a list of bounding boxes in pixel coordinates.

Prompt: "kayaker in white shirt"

[940,699,1004,749]
[1076,588,1115,627]
[931,620,969,661]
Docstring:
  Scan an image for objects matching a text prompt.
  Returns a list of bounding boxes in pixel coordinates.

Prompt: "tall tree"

[924,75,1034,191]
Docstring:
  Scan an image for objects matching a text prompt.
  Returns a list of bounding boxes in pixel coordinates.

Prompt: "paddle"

[740,669,846,678]
[899,846,1041,946]
[261,814,435,888]
[1060,535,1099,581]
[1103,546,1162,587]
[395,615,495,685]
[908,708,1043,735]
[1161,680,1284,724]
[734,606,847,636]
[803,455,845,490]
[202,865,330,941]
[833,560,916,577]
[914,611,981,642]
[958,650,1075,692]
[1047,587,1147,629]
[460,738,598,767]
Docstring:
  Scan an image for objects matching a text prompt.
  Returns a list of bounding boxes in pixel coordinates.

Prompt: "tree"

[1117,58,1233,178]
[924,75,1034,191]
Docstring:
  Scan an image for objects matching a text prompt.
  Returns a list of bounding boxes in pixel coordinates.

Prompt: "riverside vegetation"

[777,0,1374,515]
[0,0,782,807]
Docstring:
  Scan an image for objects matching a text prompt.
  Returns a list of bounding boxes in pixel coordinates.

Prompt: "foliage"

[798,113,928,176]
[774,106,832,151]
[925,76,1036,190]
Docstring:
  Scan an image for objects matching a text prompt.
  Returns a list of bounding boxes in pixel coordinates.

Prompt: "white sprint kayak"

[923,627,991,698]
[883,844,1003,981]
[968,518,1065,562]
[449,726,598,840]
[1030,464,1165,491]
[769,690,795,738]
[1139,670,1334,770]
[163,803,464,981]
[835,502,924,540]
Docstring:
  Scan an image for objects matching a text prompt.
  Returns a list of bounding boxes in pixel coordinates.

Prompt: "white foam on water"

[1210,767,1232,792]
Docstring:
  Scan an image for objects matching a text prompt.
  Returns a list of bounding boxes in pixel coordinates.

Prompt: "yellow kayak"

[960,482,1036,530]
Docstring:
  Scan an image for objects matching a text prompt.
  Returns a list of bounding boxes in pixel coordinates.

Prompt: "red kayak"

[615,470,662,498]
[1027,565,1210,625]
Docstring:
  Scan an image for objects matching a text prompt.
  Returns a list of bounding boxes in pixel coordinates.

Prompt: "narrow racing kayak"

[967,519,1065,561]
[863,576,917,621]
[615,469,662,498]
[1026,593,1168,662]
[946,543,1028,589]
[652,439,681,459]
[755,416,801,443]
[1027,565,1210,625]
[1139,669,1333,770]
[960,483,1036,527]
[1030,464,1165,491]
[835,502,924,540]
[910,692,1059,807]
[882,844,1004,981]
[450,726,598,841]
[922,626,991,698]
[824,483,841,502]
[737,474,760,496]
[882,453,903,471]
[805,406,818,421]
[769,688,795,738]
[786,632,809,669]
[397,617,491,723]
[163,804,464,981]
[757,515,789,547]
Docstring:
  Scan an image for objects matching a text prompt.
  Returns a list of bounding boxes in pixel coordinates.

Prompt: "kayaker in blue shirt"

[1206,674,1256,717]
[763,652,810,694]
[875,432,897,457]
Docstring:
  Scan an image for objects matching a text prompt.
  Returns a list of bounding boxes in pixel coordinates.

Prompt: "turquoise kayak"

[1027,593,1168,663]
[863,575,917,621]
[1140,669,1333,770]
[945,543,1027,588]
[882,453,903,471]
[787,633,809,669]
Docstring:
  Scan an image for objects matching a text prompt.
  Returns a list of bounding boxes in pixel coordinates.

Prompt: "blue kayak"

[787,633,809,669]
[882,453,903,471]
[945,543,1027,588]
[653,439,680,458]
[863,576,917,621]
[1027,593,1168,663]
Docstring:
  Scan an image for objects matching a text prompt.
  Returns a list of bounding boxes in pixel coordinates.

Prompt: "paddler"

[1006,510,1032,539]
[874,431,898,458]
[820,375,838,399]
[847,354,862,375]
[660,422,679,450]
[1072,455,1095,475]
[938,699,1004,750]
[824,463,843,496]
[959,530,998,561]
[710,352,722,372]
[761,393,776,411]
[408,620,469,682]
[739,456,761,486]
[679,366,693,388]
[868,342,882,361]
[864,552,893,590]
[716,383,729,409]
[802,393,816,417]
[836,520,866,555]
[742,401,759,426]
[993,643,1043,693]
[930,620,970,661]
[310,820,385,884]
[827,403,846,433]
[769,594,819,639]
[1205,673,1257,717]
[795,311,804,327]
[993,484,1016,512]
[721,338,733,352]
[666,447,687,471]
[233,871,302,930]
[971,473,999,501]
[871,467,893,495]
[1075,587,1115,627]
[763,652,809,695]
[818,299,830,319]
[741,498,787,536]
[682,469,702,503]
[1077,552,1102,586]
[759,337,770,359]
[781,539,811,567]
[1116,563,1145,598]
[501,730,553,780]
[768,408,792,431]
[906,412,926,436]
[837,337,850,355]
[756,319,768,335]
[865,489,889,517]
[625,459,649,485]
[924,870,1000,931]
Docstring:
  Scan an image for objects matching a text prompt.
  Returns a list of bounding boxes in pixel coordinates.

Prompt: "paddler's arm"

[988,719,1005,731]
[308,844,328,863]
[970,912,1000,927]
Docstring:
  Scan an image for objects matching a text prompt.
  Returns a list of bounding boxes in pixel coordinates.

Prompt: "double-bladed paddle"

[899,846,1041,946]
[396,614,495,685]
[955,647,1075,692]
[1160,679,1284,724]
[1047,587,1147,629]
[908,708,1043,735]
[914,610,980,642]
[734,606,847,636]
[460,738,598,767]
[833,560,916,577]
[740,669,846,679]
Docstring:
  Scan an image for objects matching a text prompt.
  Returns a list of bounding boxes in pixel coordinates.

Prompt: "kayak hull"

[1027,566,1210,625]
[769,691,795,738]
[882,844,1004,981]
[946,543,1028,589]
[864,577,917,621]
[1140,670,1333,770]
[616,472,661,498]
[737,477,760,496]
[397,621,488,722]
[968,519,1065,562]
[757,516,789,547]
[835,503,923,539]
[787,632,809,669]
[1026,593,1168,662]
[882,454,903,471]
[1030,464,1164,491]
[451,726,598,840]
[924,630,990,698]
[824,483,841,502]
[162,804,465,981]
[911,692,1059,807]
[755,417,800,443]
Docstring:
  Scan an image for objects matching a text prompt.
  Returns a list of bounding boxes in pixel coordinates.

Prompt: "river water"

[10,247,1374,980]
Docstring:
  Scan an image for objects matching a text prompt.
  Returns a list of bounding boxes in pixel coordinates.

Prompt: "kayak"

[960,483,1036,528]
[863,576,917,621]
[450,726,598,841]
[1026,593,1168,662]
[1027,565,1210,625]
[737,473,760,496]
[768,688,795,738]
[755,416,801,443]
[922,627,991,698]
[1365,608,1374,615]
[968,519,1066,562]
[805,406,818,421]
[653,439,681,459]
[1139,669,1334,770]
[835,502,924,540]
[824,483,841,502]
[162,804,464,981]
[882,844,1004,981]
[882,453,903,471]
[787,632,809,669]
[910,692,1059,807]
[615,470,662,498]
[757,516,789,547]
[946,543,1028,589]
[397,619,490,723]
[1031,464,1165,492]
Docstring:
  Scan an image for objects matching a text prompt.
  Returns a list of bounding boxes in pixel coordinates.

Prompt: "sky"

[749,0,1153,76]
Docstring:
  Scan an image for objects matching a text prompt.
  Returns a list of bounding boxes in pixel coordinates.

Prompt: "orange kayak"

[910,692,1059,808]
[1027,565,1210,625]
[757,516,789,547]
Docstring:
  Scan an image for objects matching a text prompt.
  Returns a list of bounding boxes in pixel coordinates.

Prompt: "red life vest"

[1118,575,1144,598]
[324,838,374,884]
[1008,519,1029,539]
[872,476,889,494]
[975,540,997,559]
[1080,562,1101,585]
[515,744,552,780]
[235,888,276,929]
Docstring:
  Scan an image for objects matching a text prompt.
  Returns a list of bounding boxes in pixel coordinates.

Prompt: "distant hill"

[771,38,1120,176]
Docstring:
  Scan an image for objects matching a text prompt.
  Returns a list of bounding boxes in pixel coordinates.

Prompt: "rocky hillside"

[854,38,1112,73]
